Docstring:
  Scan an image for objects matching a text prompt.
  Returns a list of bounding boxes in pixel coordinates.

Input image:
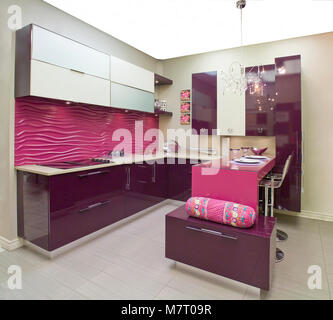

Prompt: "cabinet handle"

[79,200,111,213]
[137,180,148,184]
[125,167,130,190]
[70,68,85,75]
[137,165,148,169]
[186,226,238,240]
[152,163,156,183]
[78,171,109,178]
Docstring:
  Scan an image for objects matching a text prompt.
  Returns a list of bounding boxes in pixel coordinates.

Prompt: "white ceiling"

[43,0,333,60]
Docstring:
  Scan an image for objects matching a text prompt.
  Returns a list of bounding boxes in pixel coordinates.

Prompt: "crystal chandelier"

[221,0,264,96]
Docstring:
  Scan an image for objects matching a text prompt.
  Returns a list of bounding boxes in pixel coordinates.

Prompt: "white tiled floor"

[0,201,332,300]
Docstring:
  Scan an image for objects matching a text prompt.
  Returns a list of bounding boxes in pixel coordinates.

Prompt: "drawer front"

[111,82,154,113]
[50,195,124,250]
[30,60,111,106]
[50,166,126,212]
[32,25,110,79]
[110,56,154,93]
[166,216,272,290]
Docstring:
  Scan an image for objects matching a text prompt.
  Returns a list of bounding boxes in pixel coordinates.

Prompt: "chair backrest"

[277,155,293,187]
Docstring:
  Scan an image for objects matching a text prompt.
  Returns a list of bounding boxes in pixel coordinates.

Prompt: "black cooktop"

[40,158,113,170]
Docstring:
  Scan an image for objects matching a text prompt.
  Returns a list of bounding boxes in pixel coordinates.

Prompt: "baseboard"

[275,209,333,222]
[0,236,23,251]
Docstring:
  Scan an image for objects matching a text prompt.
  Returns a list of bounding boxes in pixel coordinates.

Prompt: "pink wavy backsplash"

[15,98,159,166]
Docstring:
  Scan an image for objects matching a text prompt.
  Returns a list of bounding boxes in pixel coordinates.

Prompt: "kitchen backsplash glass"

[15,97,159,166]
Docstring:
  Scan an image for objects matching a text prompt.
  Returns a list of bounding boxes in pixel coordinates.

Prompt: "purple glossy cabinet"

[168,158,200,201]
[18,166,126,251]
[192,71,217,135]
[125,162,168,216]
[246,64,276,136]
[274,55,302,212]
[17,162,171,251]
[166,205,276,290]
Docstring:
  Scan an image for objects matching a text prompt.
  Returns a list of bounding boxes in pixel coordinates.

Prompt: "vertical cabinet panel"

[111,56,154,93]
[32,25,110,79]
[217,75,246,136]
[111,82,154,113]
[192,72,217,135]
[246,64,276,136]
[30,60,111,106]
[274,55,302,212]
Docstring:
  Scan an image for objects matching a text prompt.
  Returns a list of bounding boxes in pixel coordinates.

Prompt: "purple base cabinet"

[168,159,199,202]
[166,206,276,290]
[17,162,170,251]
[274,55,302,212]
[192,72,217,135]
[18,166,127,251]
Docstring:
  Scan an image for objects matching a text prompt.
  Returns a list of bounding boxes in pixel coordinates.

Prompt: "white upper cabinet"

[217,73,246,136]
[32,25,110,80]
[30,60,110,107]
[110,56,154,93]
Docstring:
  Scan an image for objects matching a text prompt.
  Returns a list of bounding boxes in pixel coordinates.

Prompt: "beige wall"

[0,0,160,242]
[159,32,333,219]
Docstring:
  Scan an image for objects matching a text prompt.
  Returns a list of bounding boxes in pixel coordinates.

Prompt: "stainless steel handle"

[137,165,148,169]
[79,200,111,213]
[70,68,85,75]
[125,167,130,190]
[152,163,156,183]
[78,171,109,178]
[186,226,238,240]
[137,180,148,184]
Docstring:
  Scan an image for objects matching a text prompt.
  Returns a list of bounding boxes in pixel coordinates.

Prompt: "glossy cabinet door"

[246,64,276,136]
[32,25,110,79]
[124,162,169,217]
[30,60,111,106]
[192,72,217,135]
[111,82,154,113]
[49,166,126,250]
[110,56,154,93]
[274,55,302,212]
[17,172,50,251]
[168,159,199,201]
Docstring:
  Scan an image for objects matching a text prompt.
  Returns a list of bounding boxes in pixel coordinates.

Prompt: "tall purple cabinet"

[245,55,302,212]
[192,71,217,135]
[274,55,302,212]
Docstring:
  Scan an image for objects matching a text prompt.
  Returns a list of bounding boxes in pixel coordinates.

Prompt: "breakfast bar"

[192,157,276,213]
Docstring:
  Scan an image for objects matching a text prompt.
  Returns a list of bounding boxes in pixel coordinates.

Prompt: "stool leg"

[264,186,268,217]
[276,248,285,263]
[270,185,274,218]
[277,229,288,241]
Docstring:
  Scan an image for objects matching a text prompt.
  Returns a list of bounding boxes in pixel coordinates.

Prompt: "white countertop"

[15,152,222,176]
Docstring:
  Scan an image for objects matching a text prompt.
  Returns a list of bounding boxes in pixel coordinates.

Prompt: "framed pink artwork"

[180,113,191,125]
[180,90,191,101]
[181,102,191,113]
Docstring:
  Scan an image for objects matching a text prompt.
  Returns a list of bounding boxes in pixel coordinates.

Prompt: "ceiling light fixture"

[221,0,264,96]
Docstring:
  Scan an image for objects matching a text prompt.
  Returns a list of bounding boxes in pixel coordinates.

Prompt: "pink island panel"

[15,97,159,166]
[192,158,275,213]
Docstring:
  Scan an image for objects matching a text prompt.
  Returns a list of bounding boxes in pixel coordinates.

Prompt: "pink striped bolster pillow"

[186,197,256,228]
